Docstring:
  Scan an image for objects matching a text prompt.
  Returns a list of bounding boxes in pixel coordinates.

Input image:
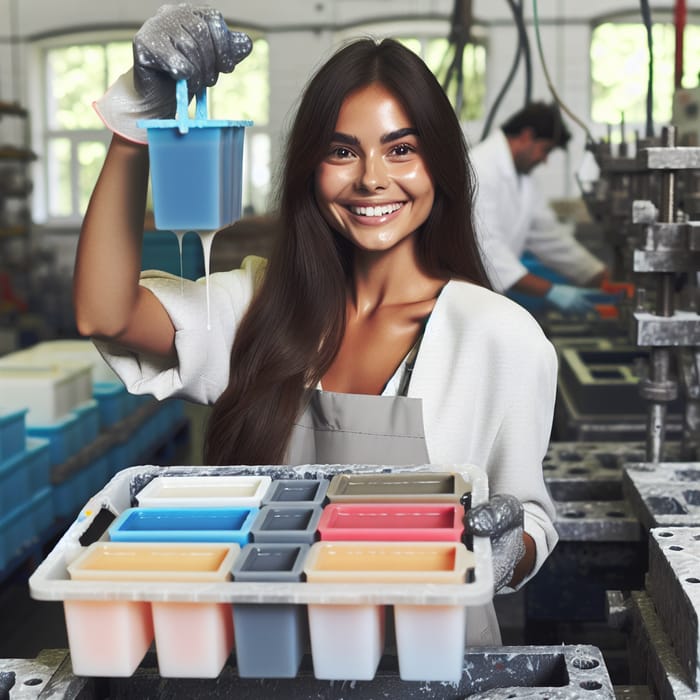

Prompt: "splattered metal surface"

[0,645,615,699]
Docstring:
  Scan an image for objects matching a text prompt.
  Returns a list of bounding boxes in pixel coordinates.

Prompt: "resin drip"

[198,230,217,331]
[174,231,185,294]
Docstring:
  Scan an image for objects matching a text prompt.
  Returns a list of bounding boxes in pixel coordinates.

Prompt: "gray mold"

[646,527,700,690]
[543,440,681,502]
[554,378,683,442]
[623,462,700,529]
[0,645,616,698]
[553,499,642,542]
[629,590,699,699]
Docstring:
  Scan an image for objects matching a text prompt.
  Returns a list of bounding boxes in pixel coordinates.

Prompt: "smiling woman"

[74,5,559,647]
[314,83,435,255]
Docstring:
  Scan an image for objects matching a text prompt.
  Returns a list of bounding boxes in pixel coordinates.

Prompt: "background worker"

[470,102,617,315]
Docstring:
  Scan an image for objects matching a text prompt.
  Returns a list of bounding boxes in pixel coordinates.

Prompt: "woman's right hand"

[94,4,252,144]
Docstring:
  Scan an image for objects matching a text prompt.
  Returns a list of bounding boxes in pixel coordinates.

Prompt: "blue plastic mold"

[108,506,259,545]
[138,80,252,232]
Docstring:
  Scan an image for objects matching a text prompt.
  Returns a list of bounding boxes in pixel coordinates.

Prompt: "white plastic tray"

[29,463,493,607]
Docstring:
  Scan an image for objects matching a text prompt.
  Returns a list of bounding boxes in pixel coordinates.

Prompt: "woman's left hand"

[466,493,525,592]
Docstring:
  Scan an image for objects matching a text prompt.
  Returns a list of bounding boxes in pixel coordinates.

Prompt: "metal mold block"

[0,646,616,698]
[540,315,627,340]
[553,500,642,542]
[554,379,683,443]
[559,347,671,415]
[628,591,699,700]
[634,311,700,347]
[550,337,627,355]
[0,649,93,700]
[95,645,615,698]
[622,462,700,529]
[646,527,700,691]
[543,441,661,501]
[525,540,647,622]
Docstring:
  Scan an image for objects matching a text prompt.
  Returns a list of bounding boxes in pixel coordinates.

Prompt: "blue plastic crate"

[73,399,100,445]
[0,437,53,514]
[85,449,111,497]
[24,437,51,491]
[27,412,82,466]
[0,407,27,461]
[141,230,206,280]
[92,381,129,429]
[52,433,113,521]
[0,496,36,572]
[52,465,93,521]
[125,392,154,414]
[0,447,31,513]
[105,432,139,477]
[31,486,55,537]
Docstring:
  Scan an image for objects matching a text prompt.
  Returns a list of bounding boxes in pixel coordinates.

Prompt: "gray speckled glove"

[94,3,252,144]
[466,493,525,592]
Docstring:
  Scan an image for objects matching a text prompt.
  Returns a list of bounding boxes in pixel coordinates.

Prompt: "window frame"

[589,10,700,134]
[335,18,488,124]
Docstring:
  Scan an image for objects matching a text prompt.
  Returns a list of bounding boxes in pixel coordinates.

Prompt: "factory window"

[398,37,486,121]
[590,20,700,128]
[336,18,486,123]
[39,34,270,225]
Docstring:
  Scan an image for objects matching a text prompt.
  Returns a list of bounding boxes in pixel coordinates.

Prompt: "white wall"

[1,0,698,215]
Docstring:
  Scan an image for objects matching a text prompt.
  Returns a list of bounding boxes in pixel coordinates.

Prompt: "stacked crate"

[0,407,52,571]
[0,340,188,578]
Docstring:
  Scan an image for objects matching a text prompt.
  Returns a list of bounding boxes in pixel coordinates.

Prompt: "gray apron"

[286,390,430,466]
[285,334,501,646]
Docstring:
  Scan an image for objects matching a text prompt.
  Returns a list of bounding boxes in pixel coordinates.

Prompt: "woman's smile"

[314,83,434,252]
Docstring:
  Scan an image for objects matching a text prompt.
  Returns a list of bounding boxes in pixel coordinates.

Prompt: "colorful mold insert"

[326,471,471,503]
[135,475,272,508]
[65,542,238,678]
[304,541,473,683]
[108,507,258,545]
[317,502,464,541]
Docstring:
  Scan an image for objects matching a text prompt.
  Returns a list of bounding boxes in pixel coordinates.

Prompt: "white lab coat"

[95,257,559,642]
[470,129,605,292]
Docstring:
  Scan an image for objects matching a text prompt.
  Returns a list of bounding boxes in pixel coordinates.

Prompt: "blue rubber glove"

[545,284,619,315]
[94,4,252,144]
[466,494,525,592]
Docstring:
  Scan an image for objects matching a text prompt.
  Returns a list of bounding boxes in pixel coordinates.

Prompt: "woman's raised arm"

[73,134,176,357]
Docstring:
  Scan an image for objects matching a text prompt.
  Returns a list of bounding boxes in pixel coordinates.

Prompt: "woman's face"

[314,82,435,253]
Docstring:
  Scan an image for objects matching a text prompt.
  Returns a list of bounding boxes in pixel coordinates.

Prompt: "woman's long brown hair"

[203,38,492,466]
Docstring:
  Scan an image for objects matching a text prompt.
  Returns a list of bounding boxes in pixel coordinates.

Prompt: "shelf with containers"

[0,100,36,334]
[0,340,190,582]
